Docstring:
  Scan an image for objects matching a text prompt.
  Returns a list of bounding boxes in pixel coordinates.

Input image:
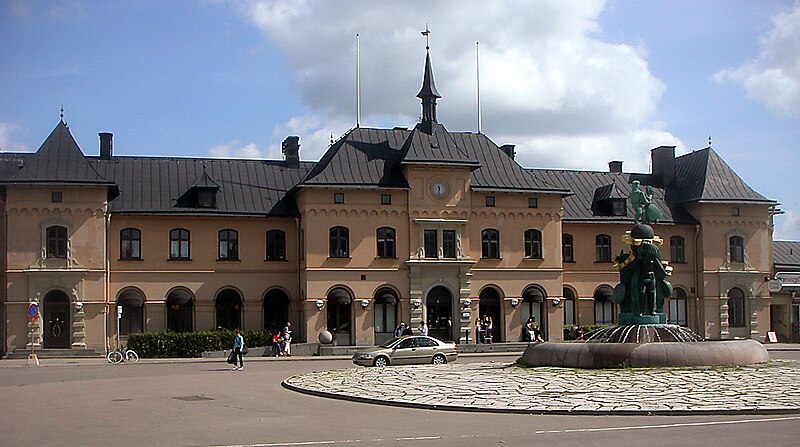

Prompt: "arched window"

[218,229,238,260]
[166,289,193,332]
[669,288,688,326]
[376,227,396,258]
[595,234,611,262]
[169,229,190,260]
[46,226,68,258]
[670,236,685,263]
[562,234,574,262]
[524,229,543,259]
[594,286,614,324]
[216,289,242,330]
[117,289,144,335]
[266,230,286,260]
[481,229,500,259]
[563,287,576,326]
[727,287,746,327]
[729,235,745,263]
[120,228,142,260]
[329,227,349,258]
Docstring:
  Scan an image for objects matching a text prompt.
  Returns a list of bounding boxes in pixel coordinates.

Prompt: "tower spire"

[417,25,441,127]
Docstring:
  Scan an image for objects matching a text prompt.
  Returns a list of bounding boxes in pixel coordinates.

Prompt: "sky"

[1,0,799,239]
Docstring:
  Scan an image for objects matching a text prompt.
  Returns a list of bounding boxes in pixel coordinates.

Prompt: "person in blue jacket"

[232,329,245,371]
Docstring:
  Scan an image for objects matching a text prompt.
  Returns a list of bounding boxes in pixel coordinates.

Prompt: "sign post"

[27,302,40,366]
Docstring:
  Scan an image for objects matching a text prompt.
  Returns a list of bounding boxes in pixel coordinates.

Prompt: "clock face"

[432,181,448,198]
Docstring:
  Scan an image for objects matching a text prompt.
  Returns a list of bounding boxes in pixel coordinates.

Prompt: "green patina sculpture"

[613,182,672,325]
[629,180,662,225]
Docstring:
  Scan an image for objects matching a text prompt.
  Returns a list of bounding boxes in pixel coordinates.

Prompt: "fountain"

[519,181,769,368]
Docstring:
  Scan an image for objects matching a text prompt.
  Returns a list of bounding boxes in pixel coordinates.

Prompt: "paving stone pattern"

[283,360,800,415]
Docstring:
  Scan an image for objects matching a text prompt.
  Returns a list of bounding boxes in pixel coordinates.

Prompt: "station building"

[0,50,789,356]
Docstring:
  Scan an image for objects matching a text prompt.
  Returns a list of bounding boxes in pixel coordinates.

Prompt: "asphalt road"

[1,352,799,447]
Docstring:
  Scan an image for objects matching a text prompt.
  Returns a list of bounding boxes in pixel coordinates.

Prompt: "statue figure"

[629,180,647,224]
[629,181,661,225]
[613,224,672,325]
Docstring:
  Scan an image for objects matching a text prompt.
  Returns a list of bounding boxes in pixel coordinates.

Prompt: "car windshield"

[379,337,403,348]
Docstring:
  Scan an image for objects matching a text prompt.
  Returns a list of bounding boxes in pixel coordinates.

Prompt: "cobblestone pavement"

[283,359,800,415]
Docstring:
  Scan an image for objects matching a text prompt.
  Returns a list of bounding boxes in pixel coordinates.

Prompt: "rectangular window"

[612,200,626,216]
[381,194,391,205]
[51,191,62,203]
[486,196,495,207]
[442,230,456,258]
[564,299,575,326]
[424,230,438,259]
[334,193,345,204]
[732,207,740,216]
[528,197,538,208]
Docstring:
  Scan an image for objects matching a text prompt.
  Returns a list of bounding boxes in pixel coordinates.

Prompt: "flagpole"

[356,33,361,128]
[476,41,482,134]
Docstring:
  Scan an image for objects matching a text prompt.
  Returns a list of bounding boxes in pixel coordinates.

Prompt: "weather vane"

[60,106,64,121]
[421,24,430,50]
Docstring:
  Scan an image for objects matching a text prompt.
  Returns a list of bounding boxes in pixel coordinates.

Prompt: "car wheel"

[432,354,447,365]
[373,356,389,367]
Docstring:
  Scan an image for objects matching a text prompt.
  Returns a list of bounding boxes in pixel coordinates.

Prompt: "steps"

[6,348,103,359]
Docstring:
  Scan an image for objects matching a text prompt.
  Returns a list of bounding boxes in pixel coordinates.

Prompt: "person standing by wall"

[394,322,406,338]
[419,320,428,336]
[232,329,245,371]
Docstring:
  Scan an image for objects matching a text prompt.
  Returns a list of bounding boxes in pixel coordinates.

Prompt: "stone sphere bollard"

[318,330,333,344]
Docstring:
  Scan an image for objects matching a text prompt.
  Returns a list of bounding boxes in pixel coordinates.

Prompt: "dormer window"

[178,168,220,209]
[611,199,626,216]
[197,190,215,208]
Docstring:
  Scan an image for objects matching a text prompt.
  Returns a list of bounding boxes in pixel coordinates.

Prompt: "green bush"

[128,329,272,358]
[563,324,614,340]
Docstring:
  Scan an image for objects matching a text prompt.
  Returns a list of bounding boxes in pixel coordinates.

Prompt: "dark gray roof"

[774,241,800,268]
[401,123,480,167]
[302,128,409,188]
[3,122,113,186]
[675,148,774,205]
[92,157,313,216]
[302,125,568,195]
[530,168,689,224]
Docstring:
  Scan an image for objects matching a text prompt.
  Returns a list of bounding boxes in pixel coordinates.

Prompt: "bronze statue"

[614,183,672,325]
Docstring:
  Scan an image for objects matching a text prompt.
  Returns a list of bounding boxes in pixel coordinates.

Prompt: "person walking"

[419,321,428,336]
[232,329,245,371]
[281,322,292,356]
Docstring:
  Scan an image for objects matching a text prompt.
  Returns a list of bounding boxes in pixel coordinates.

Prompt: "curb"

[280,379,800,416]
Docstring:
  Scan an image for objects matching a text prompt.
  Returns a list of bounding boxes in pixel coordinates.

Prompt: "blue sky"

[2,0,798,239]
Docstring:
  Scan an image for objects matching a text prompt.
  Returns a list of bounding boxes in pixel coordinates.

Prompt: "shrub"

[128,329,271,358]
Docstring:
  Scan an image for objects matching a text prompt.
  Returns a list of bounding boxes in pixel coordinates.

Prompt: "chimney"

[608,160,623,173]
[282,136,300,169]
[99,132,113,160]
[500,144,516,160]
[650,146,676,188]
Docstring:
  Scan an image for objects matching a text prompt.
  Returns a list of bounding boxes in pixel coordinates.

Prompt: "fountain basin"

[519,339,769,369]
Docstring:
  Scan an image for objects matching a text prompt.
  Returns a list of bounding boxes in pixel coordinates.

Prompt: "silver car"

[352,335,458,367]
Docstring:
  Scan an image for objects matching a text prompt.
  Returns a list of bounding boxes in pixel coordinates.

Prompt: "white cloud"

[267,114,355,161]
[0,122,30,152]
[776,210,800,241]
[715,2,800,117]
[208,140,265,159]
[235,0,681,171]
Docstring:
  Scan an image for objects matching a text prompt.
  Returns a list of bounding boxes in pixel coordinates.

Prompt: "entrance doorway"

[327,288,352,345]
[263,289,289,333]
[521,286,546,341]
[479,287,502,342]
[216,289,242,330]
[43,291,70,348]
[426,286,452,341]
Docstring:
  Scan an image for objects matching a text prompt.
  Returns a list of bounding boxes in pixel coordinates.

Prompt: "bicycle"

[107,345,139,364]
